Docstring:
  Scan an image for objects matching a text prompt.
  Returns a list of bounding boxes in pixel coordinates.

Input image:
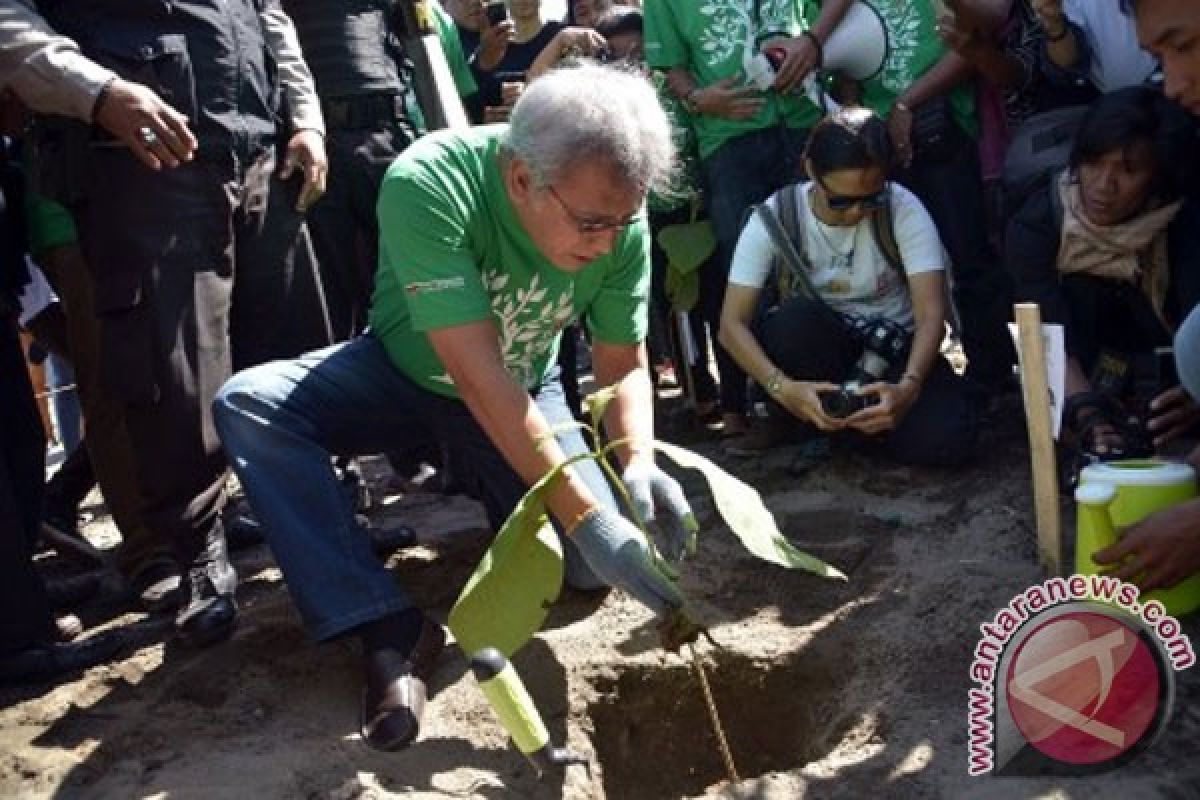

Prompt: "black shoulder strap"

[869,184,905,278]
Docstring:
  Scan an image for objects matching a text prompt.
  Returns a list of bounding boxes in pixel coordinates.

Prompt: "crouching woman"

[719,108,977,467]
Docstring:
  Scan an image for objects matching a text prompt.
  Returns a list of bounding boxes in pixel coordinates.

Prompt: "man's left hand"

[622,457,698,563]
[281,129,328,213]
[1147,386,1200,449]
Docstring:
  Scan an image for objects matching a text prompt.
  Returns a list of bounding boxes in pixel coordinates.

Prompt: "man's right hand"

[477,18,515,72]
[774,379,845,432]
[569,506,684,615]
[93,78,197,170]
[691,78,764,120]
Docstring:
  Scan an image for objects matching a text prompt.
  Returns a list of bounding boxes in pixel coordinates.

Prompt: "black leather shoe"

[178,594,237,648]
[360,617,446,751]
[0,631,126,685]
[44,571,102,610]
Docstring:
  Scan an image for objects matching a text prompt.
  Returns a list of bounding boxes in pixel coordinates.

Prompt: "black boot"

[176,526,238,647]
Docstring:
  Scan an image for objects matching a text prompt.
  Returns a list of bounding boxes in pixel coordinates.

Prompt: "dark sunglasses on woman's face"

[815,174,888,212]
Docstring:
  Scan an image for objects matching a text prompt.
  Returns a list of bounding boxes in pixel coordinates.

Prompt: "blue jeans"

[701,126,809,414]
[213,335,617,641]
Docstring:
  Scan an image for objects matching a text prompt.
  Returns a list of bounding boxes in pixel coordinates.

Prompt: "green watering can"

[1075,459,1200,616]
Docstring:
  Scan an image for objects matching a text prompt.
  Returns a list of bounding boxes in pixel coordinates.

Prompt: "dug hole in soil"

[4,394,1200,799]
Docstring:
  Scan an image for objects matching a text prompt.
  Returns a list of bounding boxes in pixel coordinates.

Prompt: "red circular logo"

[1005,611,1162,766]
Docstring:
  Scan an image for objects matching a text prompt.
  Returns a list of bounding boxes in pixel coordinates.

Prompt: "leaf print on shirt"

[696,0,797,69]
[489,267,577,387]
[874,1,923,95]
[430,269,575,387]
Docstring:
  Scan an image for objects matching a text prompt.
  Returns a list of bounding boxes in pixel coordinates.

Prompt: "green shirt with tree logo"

[369,125,650,397]
[859,0,977,137]
[643,0,821,161]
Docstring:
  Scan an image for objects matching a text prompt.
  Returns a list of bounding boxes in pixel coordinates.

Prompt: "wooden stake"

[1014,303,1063,576]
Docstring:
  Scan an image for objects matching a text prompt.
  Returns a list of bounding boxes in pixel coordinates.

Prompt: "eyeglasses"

[814,174,889,212]
[546,184,643,234]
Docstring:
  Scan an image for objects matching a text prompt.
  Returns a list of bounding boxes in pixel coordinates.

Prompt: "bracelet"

[91,75,118,121]
[564,505,600,537]
[900,371,923,386]
[800,30,824,69]
[683,87,702,114]
[894,100,913,114]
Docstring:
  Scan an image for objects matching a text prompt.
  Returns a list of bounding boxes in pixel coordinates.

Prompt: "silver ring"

[138,126,158,147]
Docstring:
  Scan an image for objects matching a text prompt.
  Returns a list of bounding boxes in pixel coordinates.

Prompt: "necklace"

[812,216,858,272]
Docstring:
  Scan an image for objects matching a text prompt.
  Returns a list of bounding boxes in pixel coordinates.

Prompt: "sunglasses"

[815,174,889,212]
[547,184,643,234]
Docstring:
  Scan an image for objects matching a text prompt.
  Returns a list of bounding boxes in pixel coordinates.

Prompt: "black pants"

[895,120,1015,386]
[1060,275,1177,387]
[76,146,327,575]
[0,317,54,653]
[37,244,173,580]
[759,297,978,467]
[307,122,413,340]
[701,126,809,415]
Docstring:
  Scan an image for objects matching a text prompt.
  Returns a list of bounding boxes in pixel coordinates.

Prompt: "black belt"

[321,93,410,130]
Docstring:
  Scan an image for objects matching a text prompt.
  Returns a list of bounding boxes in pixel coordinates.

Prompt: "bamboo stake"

[1014,303,1063,576]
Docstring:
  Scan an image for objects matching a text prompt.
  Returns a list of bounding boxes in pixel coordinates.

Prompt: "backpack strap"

[754,189,821,304]
[869,184,905,279]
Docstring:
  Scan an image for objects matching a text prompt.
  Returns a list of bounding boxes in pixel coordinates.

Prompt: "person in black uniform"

[5,0,328,647]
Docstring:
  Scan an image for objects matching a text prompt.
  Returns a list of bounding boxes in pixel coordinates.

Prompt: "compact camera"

[818,317,911,419]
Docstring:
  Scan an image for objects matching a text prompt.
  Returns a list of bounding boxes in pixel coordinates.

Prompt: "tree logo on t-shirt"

[873,0,922,95]
[697,0,794,68]
[483,267,576,387]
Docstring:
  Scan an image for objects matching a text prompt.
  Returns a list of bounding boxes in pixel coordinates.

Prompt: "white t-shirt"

[729,181,944,330]
[1064,0,1158,93]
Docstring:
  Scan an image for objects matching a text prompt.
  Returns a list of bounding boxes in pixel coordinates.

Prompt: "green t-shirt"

[407,0,478,134]
[859,0,977,136]
[643,0,822,161]
[369,125,651,397]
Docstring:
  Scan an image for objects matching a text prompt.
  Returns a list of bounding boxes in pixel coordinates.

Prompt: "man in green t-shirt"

[644,0,854,435]
[214,64,696,753]
[861,0,1014,388]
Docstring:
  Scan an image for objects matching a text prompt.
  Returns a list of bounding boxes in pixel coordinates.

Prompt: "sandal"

[1060,391,1153,488]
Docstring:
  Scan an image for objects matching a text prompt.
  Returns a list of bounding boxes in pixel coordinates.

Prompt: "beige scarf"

[1056,172,1182,323]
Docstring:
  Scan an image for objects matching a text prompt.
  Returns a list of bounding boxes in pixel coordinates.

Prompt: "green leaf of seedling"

[449,452,599,658]
[585,384,620,436]
[654,440,847,581]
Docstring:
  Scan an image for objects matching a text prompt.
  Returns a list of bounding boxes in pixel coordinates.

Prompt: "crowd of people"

[2,0,1200,762]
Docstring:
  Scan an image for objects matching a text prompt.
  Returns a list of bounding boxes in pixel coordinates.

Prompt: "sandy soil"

[4,393,1200,800]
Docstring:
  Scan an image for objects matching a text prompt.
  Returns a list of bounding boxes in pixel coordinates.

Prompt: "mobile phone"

[1155,346,1179,393]
[486,1,508,26]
